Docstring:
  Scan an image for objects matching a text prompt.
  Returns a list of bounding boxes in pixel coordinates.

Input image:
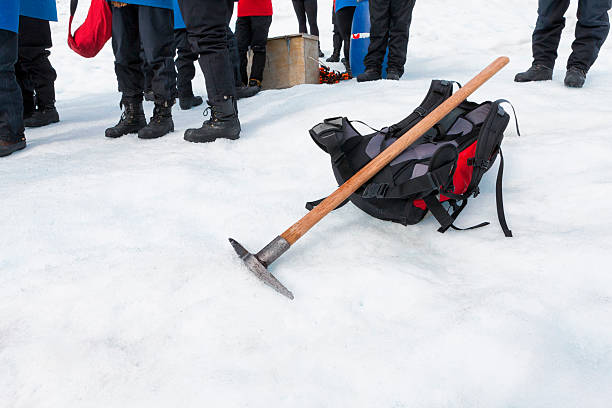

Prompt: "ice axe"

[229,57,510,300]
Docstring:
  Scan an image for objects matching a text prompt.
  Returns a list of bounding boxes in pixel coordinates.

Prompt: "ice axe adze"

[229,57,510,300]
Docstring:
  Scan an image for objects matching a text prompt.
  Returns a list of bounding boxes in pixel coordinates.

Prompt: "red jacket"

[237,0,273,17]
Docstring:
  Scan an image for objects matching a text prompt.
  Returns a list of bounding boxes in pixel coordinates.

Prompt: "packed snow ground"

[2,1,612,407]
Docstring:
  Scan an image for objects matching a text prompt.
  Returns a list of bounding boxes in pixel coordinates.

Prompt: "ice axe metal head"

[229,236,294,300]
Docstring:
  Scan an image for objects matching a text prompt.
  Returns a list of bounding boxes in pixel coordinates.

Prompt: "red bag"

[68,0,112,58]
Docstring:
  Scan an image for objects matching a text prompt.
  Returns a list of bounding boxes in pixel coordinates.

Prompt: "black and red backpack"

[308,80,519,237]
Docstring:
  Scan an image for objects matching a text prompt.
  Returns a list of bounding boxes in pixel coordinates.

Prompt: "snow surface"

[2,1,612,407]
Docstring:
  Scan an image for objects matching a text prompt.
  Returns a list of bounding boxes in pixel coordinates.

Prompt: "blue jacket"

[20,0,58,22]
[335,0,359,12]
[1,0,57,33]
[0,0,20,32]
[173,0,185,29]
[120,0,173,9]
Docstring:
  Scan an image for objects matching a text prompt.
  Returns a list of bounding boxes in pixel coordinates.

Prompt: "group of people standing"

[1,0,611,159]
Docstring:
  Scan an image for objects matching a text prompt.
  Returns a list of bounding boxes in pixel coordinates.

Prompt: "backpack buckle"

[362,183,389,199]
[414,107,427,117]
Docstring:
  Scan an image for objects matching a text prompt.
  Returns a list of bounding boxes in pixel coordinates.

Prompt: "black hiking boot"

[105,99,147,138]
[144,90,155,102]
[0,135,27,157]
[564,66,587,88]
[184,97,240,143]
[386,70,401,80]
[326,52,340,63]
[357,68,382,82]
[138,101,174,139]
[236,84,261,99]
[24,106,59,128]
[179,95,204,110]
[514,64,553,82]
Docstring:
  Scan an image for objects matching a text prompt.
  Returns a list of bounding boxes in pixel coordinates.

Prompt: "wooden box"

[248,33,320,90]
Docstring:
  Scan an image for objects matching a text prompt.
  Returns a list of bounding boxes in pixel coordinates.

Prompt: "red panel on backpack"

[67,0,112,58]
[413,140,478,211]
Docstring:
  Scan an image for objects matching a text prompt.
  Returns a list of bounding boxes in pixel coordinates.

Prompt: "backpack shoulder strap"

[387,80,455,136]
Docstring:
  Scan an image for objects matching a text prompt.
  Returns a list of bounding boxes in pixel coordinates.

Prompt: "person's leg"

[18,46,59,126]
[292,0,308,33]
[138,5,176,139]
[532,0,572,69]
[111,4,145,100]
[14,54,35,119]
[363,0,391,73]
[106,4,147,138]
[16,16,58,126]
[178,0,240,142]
[179,0,235,100]
[386,0,415,77]
[327,7,342,61]
[175,28,203,109]
[304,0,323,56]
[235,16,251,86]
[175,29,196,97]
[249,16,272,84]
[0,29,26,156]
[226,26,242,87]
[568,0,611,71]
[304,0,319,37]
[335,6,356,72]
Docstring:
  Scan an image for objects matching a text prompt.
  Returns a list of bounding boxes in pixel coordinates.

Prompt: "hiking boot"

[0,136,27,158]
[144,90,155,102]
[357,69,382,82]
[105,99,147,138]
[184,97,240,143]
[138,101,174,139]
[386,70,401,80]
[514,64,553,82]
[319,48,324,58]
[326,52,340,63]
[179,95,204,110]
[236,84,261,99]
[564,66,587,88]
[24,106,59,128]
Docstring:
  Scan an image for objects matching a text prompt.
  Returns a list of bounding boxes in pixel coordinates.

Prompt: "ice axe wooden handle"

[281,56,510,245]
[230,57,509,299]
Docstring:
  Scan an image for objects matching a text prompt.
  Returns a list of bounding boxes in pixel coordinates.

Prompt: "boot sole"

[105,128,144,139]
[138,126,175,139]
[24,117,60,128]
[184,130,240,143]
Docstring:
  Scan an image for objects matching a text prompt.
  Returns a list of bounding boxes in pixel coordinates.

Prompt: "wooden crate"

[248,34,320,90]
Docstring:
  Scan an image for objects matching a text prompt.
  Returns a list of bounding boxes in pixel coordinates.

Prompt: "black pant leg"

[14,54,35,116]
[386,0,415,75]
[111,4,144,100]
[226,26,241,87]
[336,6,356,65]
[17,17,56,109]
[249,16,272,82]
[178,0,235,100]
[139,5,176,102]
[292,0,308,33]
[532,0,571,68]
[304,0,319,37]
[175,29,198,97]
[17,46,57,109]
[568,0,612,71]
[364,0,391,72]
[235,16,251,85]
[0,29,24,140]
